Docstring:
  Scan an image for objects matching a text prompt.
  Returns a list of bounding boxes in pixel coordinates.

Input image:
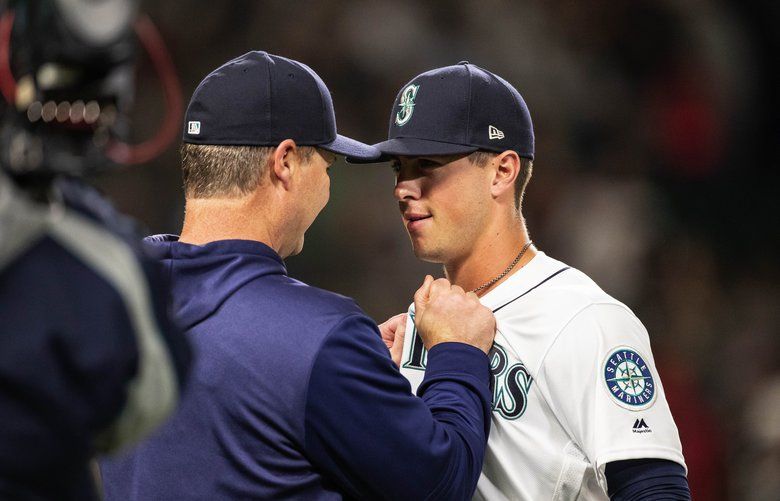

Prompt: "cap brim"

[319,134,381,162]
[347,137,479,164]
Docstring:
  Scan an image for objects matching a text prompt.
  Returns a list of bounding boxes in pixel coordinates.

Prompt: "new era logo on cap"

[488,125,504,140]
[188,121,201,135]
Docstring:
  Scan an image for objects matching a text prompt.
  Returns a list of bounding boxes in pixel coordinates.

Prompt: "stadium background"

[89,1,779,499]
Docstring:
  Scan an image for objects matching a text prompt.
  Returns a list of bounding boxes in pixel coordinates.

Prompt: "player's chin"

[290,236,305,257]
[409,241,444,264]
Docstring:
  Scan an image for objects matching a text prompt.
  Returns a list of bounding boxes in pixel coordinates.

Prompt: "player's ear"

[271,139,298,190]
[490,150,520,200]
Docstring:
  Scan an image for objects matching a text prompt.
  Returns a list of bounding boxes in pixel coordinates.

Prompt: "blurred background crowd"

[91,1,778,499]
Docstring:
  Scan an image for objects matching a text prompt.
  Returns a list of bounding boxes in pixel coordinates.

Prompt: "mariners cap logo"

[395,84,419,126]
[603,347,656,410]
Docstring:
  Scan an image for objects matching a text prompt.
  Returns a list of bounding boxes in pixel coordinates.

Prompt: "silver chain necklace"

[470,241,533,294]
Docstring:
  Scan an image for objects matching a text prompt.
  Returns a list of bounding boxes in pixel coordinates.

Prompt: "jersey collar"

[478,251,570,312]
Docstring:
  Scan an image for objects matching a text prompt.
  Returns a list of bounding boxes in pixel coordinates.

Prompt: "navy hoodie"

[100,236,492,500]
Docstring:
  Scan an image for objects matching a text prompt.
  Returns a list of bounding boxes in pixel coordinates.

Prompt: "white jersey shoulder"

[400,252,685,500]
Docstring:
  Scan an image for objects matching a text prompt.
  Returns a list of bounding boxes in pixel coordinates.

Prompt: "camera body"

[0,0,138,179]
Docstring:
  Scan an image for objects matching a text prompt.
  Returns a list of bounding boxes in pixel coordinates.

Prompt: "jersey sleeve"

[605,459,691,500]
[303,313,492,500]
[537,303,686,493]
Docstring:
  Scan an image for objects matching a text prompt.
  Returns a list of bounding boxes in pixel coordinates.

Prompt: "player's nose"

[393,166,421,201]
[394,176,421,201]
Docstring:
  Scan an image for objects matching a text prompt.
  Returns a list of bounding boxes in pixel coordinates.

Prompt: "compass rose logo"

[603,347,656,410]
[395,84,419,126]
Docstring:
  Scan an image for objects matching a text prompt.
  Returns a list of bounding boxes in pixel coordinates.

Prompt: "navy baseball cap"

[354,62,533,162]
[183,51,379,161]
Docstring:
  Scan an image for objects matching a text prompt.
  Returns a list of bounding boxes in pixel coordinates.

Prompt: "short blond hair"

[181,143,314,198]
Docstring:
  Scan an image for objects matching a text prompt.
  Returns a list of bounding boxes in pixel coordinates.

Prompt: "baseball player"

[360,63,691,500]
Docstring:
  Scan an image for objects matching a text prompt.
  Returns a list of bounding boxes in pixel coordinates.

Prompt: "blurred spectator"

[735,376,780,501]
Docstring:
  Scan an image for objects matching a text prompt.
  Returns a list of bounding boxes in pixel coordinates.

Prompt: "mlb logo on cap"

[187,121,201,135]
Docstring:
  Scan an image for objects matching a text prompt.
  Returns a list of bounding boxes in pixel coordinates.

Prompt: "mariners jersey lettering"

[400,252,686,500]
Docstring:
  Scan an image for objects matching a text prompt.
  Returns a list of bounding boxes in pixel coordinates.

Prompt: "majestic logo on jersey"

[403,318,532,420]
[632,418,652,434]
[603,347,656,410]
[395,84,419,126]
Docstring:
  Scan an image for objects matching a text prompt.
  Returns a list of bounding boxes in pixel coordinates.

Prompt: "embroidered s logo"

[395,84,420,126]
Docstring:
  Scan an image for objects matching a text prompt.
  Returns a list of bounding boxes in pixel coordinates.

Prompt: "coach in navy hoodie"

[100,51,496,500]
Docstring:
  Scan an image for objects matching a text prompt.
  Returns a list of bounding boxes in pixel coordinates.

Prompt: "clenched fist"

[413,275,496,354]
[378,313,407,366]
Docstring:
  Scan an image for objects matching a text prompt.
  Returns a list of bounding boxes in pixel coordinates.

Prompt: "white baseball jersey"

[400,252,686,500]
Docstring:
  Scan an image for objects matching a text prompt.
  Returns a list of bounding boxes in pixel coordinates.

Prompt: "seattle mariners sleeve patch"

[603,346,656,410]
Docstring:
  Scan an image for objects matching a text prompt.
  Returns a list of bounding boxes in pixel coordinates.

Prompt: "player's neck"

[444,218,535,296]
[179,196,281,252]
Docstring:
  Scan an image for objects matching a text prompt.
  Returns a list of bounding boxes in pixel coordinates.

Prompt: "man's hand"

[378,313,407,366]
[414,275,496,354]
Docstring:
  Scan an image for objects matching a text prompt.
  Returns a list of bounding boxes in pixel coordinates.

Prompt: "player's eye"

[418,159,439,169]
[390,161,401,173]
